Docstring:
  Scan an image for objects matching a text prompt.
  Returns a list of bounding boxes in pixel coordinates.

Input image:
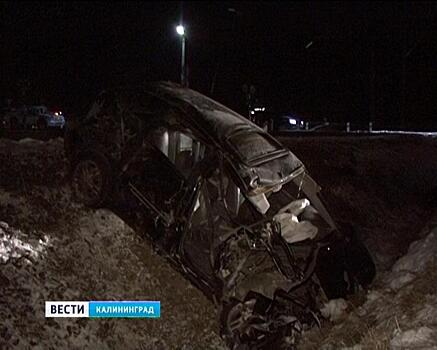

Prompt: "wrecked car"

[64,82,375,349]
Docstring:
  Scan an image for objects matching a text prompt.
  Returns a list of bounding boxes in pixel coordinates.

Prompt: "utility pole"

[400,0,408,127]
[370,42,376,124]
[181,31,186,86]
[176,25,187,87]
[210,8,240,96]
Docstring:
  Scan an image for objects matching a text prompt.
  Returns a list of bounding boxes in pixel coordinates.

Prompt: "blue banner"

[89,301,160,318]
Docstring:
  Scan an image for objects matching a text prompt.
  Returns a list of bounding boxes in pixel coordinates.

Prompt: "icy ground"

[1,136,437,349]
[301,214,437,349]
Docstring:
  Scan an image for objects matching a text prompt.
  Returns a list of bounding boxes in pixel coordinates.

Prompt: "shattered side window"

[149,127,207,178]
[150,127,169,156]
[191,184,210,232]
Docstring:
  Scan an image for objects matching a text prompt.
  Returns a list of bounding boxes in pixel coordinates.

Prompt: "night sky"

[1,1,436,127]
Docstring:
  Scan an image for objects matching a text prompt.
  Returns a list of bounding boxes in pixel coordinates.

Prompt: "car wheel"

[37,117,47,129]
[343,228,376,289]
[72,152,112,207]
[220,298,265,350]
[220,296,302,350]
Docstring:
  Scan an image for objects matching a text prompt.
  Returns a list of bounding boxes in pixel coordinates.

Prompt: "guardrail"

[270,120,436,136]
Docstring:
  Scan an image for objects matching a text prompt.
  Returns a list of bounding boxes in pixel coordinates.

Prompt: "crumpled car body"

[64,82,376,349]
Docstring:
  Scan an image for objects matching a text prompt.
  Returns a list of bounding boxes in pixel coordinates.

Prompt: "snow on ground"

[1,136,437,349]
[301,216,437,349]
[0,221,49,264]
[0,190,225,349]
[0,138,225,349]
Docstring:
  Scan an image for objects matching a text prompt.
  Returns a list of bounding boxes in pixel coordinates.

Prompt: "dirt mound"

[300,216,437,349]
[280,135,437,268]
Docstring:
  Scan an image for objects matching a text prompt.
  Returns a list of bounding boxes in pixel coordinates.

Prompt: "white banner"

[45,301,89,317]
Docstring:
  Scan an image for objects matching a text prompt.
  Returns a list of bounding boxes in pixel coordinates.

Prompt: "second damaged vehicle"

[64,82,376,349]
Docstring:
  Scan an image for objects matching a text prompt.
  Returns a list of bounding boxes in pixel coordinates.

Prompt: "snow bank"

[301,220,437,350]
[391,326,436,349]
[0,221,50,263]
[389,231,437,290]
[320,299,349,322]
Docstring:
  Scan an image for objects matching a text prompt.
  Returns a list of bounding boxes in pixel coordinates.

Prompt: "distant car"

[65,82,375,349]
[250,110,307,134]
[2,105,65,129]
[271,113,306,133]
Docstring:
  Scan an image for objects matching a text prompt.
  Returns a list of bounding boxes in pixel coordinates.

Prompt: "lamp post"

[176,25,187,87]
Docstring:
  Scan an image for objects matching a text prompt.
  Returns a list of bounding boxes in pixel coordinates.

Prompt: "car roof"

[118,81,267,144]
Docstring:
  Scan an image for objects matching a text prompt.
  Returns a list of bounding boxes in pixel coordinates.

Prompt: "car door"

[120,120,209,232]
[123,145,185,221]
[143,124,217,278]
[179,171,216,280]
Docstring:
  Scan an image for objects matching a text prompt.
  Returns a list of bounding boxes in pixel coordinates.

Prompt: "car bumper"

[47,120,65,128]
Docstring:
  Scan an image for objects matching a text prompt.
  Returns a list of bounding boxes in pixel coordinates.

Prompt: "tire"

[344,229,376,288]
[315,229,376,298]
[220,295,304,350]
[72,152,113,207]
[220,298,266,350]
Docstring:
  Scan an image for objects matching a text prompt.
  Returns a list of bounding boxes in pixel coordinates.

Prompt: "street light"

[176,25,187,87]
[176,25,185,36]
